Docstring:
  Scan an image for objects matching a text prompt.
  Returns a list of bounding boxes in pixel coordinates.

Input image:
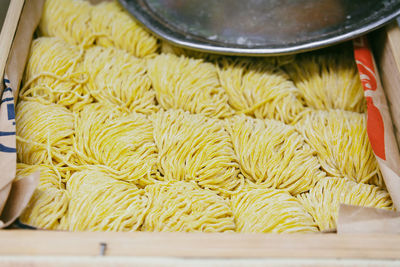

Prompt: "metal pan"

[118,0,400,56]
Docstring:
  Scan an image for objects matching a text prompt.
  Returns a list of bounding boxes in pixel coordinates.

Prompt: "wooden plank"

[0,0,24,83]
[0,230,399,259]
[0,0,11,31]
[0,0,399,262]
[371,22,400,147]
[0,257,398,267]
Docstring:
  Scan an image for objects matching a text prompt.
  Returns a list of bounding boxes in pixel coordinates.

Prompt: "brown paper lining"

[0,172,39,228]
[367,39,400,210]
[0,0,44,227]
[338,204,400,234]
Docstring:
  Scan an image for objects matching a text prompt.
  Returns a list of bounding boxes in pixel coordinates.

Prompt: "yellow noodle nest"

[151,109,242,194]
[285,52,366,113]
[225,115,325,195]
[296,109,382,187]
[91,1,159,57]
[39,0,93,45]
[74,104,159,186]
[217,58,304,124]
[18,164,68,230]
[297,177,393,231]
[23,37,157,113]
[230,187,318,233]
[144,181,236,232]
[63,169,148,231]
[147,53,233,119]
[83,46,157,114]
[16,100,75,169]
[21,37,92,111]
[40,0,159,57]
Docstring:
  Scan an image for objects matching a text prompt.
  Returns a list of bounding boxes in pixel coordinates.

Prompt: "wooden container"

[0,0,400,261]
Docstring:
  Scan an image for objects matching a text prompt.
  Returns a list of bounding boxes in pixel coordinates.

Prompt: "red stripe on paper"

[354,37,386,160]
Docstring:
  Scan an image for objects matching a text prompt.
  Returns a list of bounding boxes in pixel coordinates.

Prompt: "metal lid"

[119,0,400,55]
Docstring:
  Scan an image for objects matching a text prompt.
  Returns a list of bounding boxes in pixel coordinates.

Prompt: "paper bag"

[0,0,43,227]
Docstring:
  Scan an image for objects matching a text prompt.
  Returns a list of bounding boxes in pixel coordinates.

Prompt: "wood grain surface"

[0,230,399,259]
[0,0,24,82]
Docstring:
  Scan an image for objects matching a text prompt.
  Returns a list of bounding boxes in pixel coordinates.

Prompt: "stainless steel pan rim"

[118,0,400,56]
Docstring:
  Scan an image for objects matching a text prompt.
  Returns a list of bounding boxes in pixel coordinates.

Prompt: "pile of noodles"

[144,181,236,232]
[39,0,159,57]
[74,104,159,187]
[151,109,243,194]
[225,115,325,195]
[284,52,366,113]
[63,169,149,231]
[17,164,69,230]
[296,109,382,187]
[217,58,304,124]
[230,186,318,233]
[147,54,233,119]
[297,177,393,231]
[21,37,92,111]
[16,100,76,176]
[15,0,394,233]
[83,46,157,114]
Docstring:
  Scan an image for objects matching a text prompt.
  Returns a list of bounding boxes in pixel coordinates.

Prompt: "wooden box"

[0,0,400,262]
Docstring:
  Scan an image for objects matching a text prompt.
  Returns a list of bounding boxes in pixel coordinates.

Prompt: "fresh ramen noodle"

[40,0,159,57]
[296,109,382,187]
[297,177,393,231]
[91,1,159,57]
[285,52,366,113]
[147,53,233,119]
[22,37,92,111]
[18,164,69,230]
[83,46,157,114]
[39,0,93,46]
[225,115,325,195]
[16,100,75,171]
[74,104,159,187]
[217,58,304,124]
[144,181,236,232]
[151,109,242,194]
[63,169,149,231]
[230,187,318,233]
